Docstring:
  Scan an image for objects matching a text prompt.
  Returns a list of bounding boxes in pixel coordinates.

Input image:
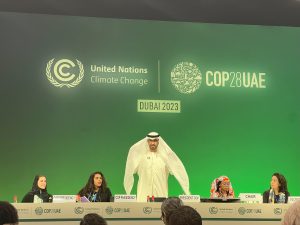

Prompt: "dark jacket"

[83,187,112,202]
[263,190,289,203]
[22,189,53,203]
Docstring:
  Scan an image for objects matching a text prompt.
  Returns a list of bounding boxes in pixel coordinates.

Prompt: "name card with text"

[239,193,262,203]
[288,196,300,204]
[179,195,201,202]
[52,195,77,203]
[114,195,137,202]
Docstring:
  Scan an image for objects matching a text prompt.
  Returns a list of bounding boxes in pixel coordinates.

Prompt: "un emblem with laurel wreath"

[46,58,84,88]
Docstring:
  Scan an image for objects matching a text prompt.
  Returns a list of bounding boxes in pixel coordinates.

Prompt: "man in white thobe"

[124,132,190,202]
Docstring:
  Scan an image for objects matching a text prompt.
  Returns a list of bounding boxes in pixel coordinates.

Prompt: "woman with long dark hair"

[263,172,289,203]
[22,175,52,203]
[78,171,112,202]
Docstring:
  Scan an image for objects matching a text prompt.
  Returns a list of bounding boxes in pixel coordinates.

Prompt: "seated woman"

[22,175,52,203]
[210,176,235,198]
[263,172,289,203]
[78,171,112,202]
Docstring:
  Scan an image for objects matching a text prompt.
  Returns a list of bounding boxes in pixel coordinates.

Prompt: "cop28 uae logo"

[238,207,246,215]
[35,207,43,215]
[105,206,114,215]
[46,58,84,88]
[171,62,202,94]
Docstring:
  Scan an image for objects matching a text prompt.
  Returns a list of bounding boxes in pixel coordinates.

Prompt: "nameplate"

[52,195,77,203]
[239,193,262,203]
[179,195,201,202]
[288,196,300,204]
[114,195,137,202]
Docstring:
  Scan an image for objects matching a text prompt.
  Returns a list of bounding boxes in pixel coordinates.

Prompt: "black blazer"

[84,188,112,202]
[263,190,289,203]
[22,190,52,203]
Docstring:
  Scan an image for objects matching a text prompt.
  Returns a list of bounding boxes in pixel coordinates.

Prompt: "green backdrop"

[0,12,299,202]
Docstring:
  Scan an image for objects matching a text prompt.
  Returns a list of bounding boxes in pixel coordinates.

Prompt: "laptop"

[80,196,90,202]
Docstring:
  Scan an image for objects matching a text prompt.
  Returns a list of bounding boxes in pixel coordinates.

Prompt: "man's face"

[147,139,159,152]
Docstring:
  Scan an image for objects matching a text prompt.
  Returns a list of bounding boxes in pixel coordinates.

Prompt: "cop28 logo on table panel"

[171,62,202,94]
[46,58,84,88]
[238,207,246,215]
[105,206,114,215]
[35,207,43,216]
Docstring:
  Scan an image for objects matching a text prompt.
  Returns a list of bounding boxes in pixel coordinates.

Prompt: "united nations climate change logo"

[74,207,84,214]
[171,62,202,94]
[274,208,282,215]
[209,207,218,214]
[46,58,84,88]
[143,207,152,214]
